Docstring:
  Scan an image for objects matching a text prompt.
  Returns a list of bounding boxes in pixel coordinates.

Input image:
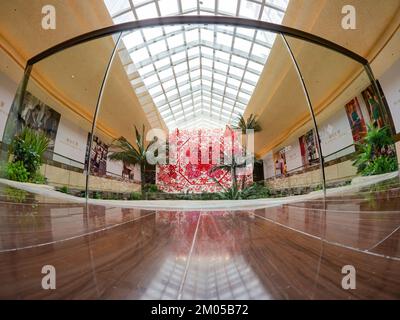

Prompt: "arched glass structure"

[1,16,394,199]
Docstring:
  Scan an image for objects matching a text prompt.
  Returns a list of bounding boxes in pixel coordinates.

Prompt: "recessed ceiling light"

[71,75,75,79]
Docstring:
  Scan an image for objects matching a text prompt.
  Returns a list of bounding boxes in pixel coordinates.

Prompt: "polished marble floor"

[0,180,399,299]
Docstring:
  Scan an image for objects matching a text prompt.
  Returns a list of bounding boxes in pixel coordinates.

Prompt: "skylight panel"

[167,33,185,49]
[227,77,240,88]
[163,79,176,90]
[241,82,255,92]
[113,11,135,24]
[155,57,170,69]
[176,74,189,84]
[256,30,275,46]
[104,0,130,16]
[243,71,259,83]
[148,85,162,96]
[185,29,199,42]
[218,0,238,15]
[143,74,158,86]
[158,0,179,15]
[104,0,289,130]
[215,50,230,61]
[262,6,285,23]
[153,94,165,105]
[143,28,164,41]
[188,47,200,57]
[216,32,233,47]
[251,43,269,59]
[190,69,201,79]
[214,73,226,83]
[166,88,178,98]
[123,31,144,49]
[200,29,214,43]
[234,38,252,54]
[231,55,247,66]
[201,57,213,68]
[170,51,185,63]
[200,0,215,11]
[215,61,228,73]
[181,0,197,12]
[148,40,167,56]
[229,66,244,78]
[136,3,159,19]
[159,68,173,80]
[130,47,150,63]
[239,0,261,19]
[236,27,256,39]
[174,62,187,74]
[247,60,264,73]
[138,64,155,76]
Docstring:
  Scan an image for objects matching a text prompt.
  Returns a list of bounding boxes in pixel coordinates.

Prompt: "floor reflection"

[0,182,399,299]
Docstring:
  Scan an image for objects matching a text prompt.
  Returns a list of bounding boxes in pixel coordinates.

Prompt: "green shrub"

[362,155,398,176]
[59,185,69,194]
[9,127,50,176]
[353,124,398,176]
[6,161,30,182]
[92,191,102,199]
[129,192,142,200]
[144,184,159,193]
[31,172,46,184]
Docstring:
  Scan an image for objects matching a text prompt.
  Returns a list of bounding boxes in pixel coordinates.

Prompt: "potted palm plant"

[108,125,155,199]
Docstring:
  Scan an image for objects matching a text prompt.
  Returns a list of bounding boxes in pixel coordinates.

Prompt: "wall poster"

[344,97,367,142]
[16,91,60,150]
[299,129,318,166]
[86,134,108,176]
[361,85,384,128]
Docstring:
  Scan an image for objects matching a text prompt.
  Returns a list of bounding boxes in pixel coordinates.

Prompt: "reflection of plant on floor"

[7,127,49,183]
[353,124,398,176]
[5,186,28,203]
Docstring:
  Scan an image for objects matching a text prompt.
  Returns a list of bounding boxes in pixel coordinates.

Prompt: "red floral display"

[156,127,253,193]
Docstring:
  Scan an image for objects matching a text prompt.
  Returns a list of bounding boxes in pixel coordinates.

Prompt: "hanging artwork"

[86,134,108,176]
[273,149,286,177]
[344,97,367,142]
[361,84,384,128]
[299,129,318,167]
[17,91,61,150]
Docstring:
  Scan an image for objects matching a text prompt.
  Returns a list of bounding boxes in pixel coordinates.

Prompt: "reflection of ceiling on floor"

[104,0,289,129]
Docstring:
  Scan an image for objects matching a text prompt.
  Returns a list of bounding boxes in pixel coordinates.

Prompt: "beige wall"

[267,160,357,190]
[39,163,140,193]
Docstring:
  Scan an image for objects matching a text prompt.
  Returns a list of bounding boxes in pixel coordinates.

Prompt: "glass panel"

[254,35,322,196]
[283,35,398,194]
[1,35,116,198]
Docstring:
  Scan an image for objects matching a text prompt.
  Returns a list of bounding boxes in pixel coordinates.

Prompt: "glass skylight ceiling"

[104,0,289,130]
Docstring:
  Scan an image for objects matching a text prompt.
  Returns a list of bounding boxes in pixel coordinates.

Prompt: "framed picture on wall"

[17,91,61,150]
[299,129,318,167]
[86,133,108,176]
[344,97,367,142]
[361,84,384,128]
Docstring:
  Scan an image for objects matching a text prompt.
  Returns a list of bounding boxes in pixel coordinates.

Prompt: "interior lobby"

[0,0,399,300]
